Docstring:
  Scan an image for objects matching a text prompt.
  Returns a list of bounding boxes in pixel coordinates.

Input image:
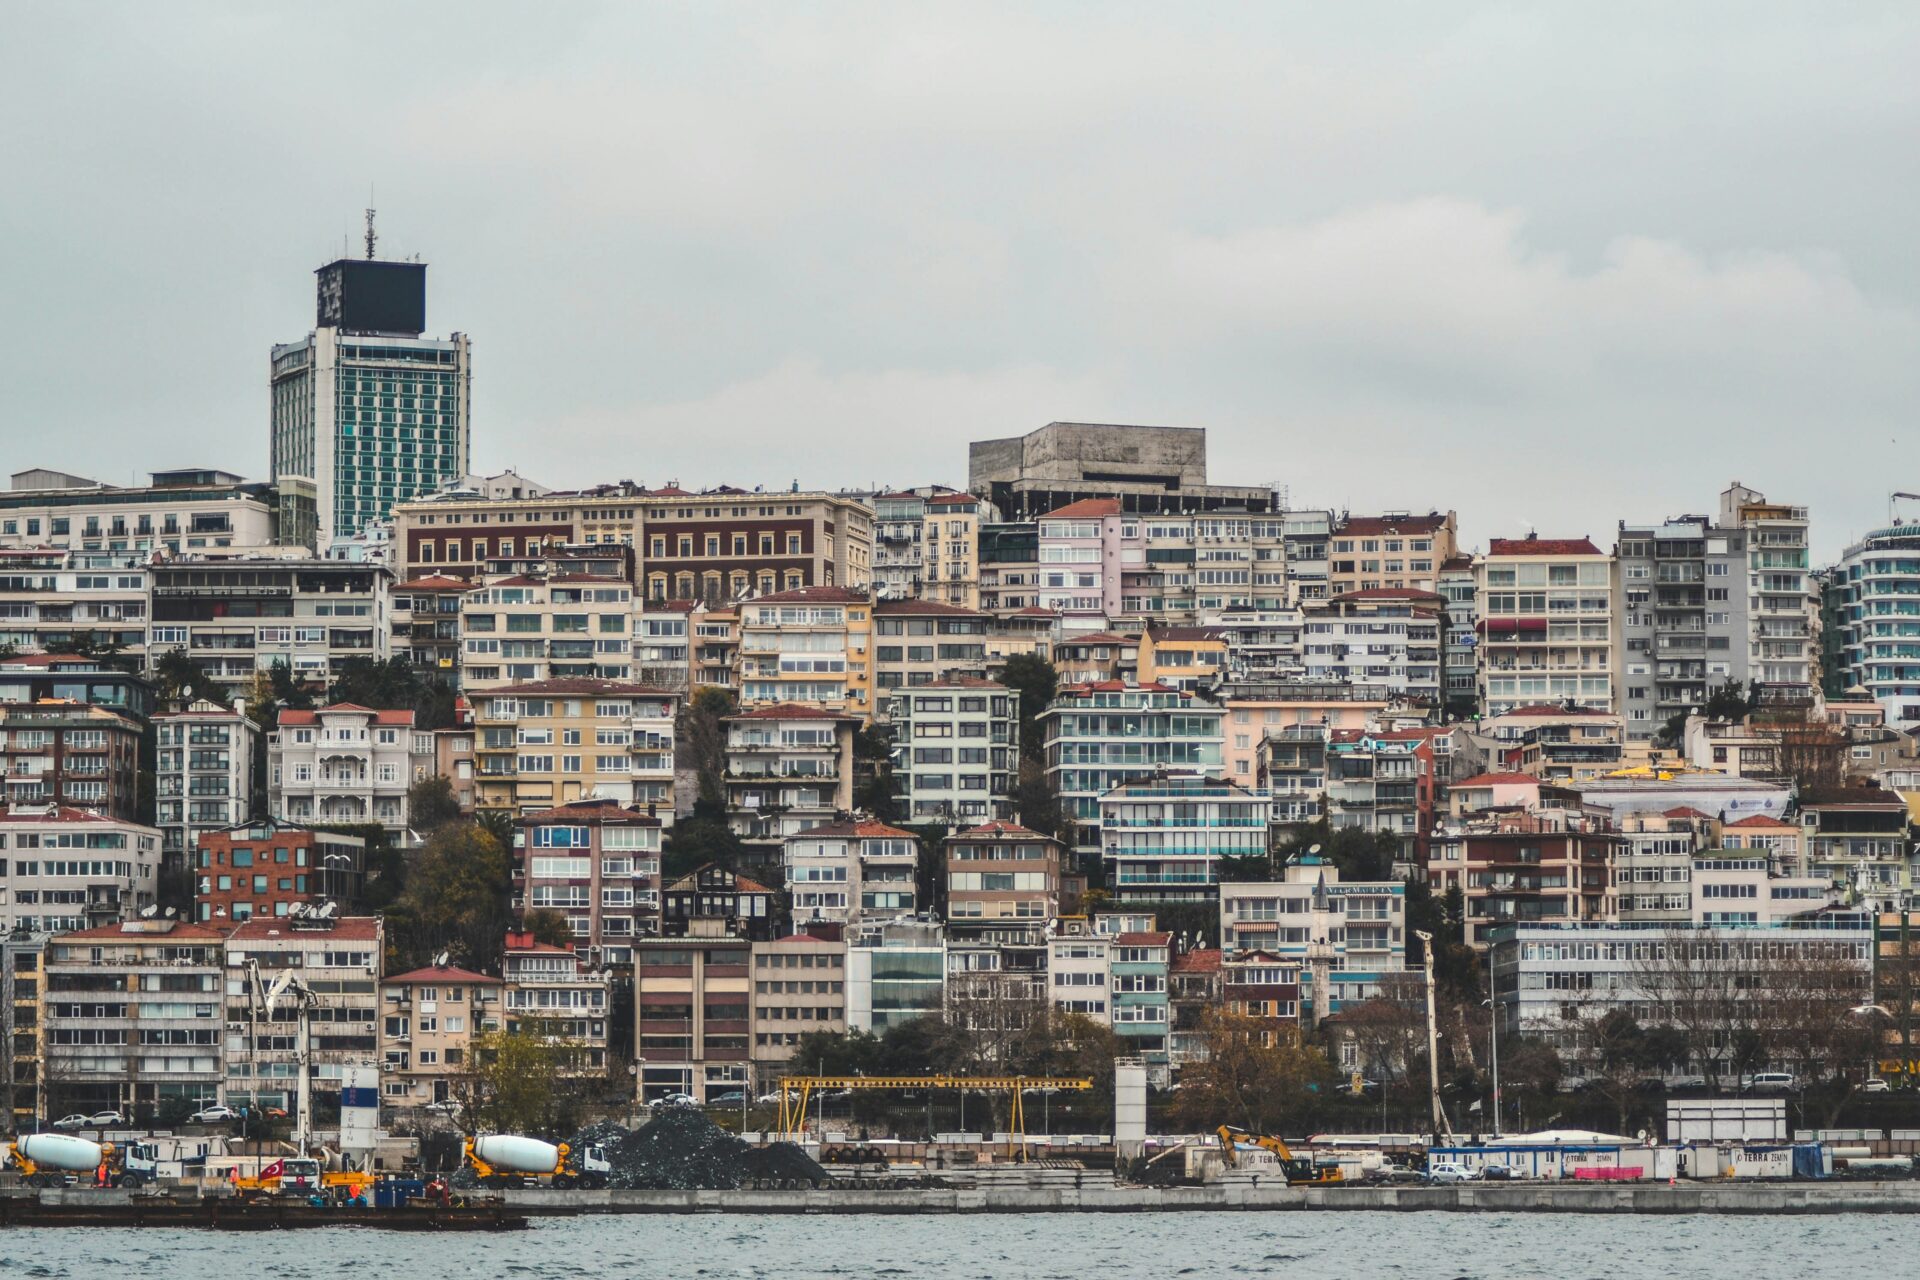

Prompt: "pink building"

[1035,499,1142,624]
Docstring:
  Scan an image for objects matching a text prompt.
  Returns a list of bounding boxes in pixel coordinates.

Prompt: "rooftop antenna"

[364,206,378,261]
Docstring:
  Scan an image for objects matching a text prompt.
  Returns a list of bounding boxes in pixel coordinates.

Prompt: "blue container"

[374,1178,425,1209]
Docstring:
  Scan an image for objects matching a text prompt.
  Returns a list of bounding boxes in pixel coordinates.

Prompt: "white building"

[269,703,414,834]
[781,819,920,927]
[888,679,1019,823]
[1098,773,1264,902]
[0,806,162,934]
[154,700,260,880]
[1046,918,1113,1024]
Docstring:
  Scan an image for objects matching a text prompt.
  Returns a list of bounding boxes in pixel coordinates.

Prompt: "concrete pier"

[503,1180,1920,1215]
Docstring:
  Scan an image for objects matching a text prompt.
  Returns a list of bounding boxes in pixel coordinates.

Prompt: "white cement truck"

[464,1134,610,1189]
[9,1133,114,1187]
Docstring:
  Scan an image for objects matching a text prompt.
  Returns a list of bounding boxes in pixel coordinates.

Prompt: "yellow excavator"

[1216,1125,1343,1186]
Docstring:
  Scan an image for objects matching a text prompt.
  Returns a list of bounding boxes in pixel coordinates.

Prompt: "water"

[0,1212,1908,1278]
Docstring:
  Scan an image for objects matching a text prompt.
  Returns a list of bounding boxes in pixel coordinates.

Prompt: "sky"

[3,3,1917,560]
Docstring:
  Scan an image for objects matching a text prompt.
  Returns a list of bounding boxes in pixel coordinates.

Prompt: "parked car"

[86,1110,126,1127]
[705,1091,747,1107]
[652,1093,698,1110]
[51,1114,89,1131]
[1863,1077,1892,1093]
[1479,1162,1516,1181]
[1341,1078,1381,1097]
[1742,1072,1798,1093]
[423,1100,462,1115]
[189,1105,237,1124]
[1424,1160,1476,1184]
[755,1091,787,1104]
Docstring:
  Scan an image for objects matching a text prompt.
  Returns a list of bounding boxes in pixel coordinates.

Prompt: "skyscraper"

[270,248,471,550]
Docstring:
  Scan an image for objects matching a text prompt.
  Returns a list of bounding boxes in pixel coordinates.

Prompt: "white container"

[17,1133,107,1174]
[472,1134,560,1175]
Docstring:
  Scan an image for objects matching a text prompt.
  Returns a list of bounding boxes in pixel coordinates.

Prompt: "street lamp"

[1481,997,1501,1138]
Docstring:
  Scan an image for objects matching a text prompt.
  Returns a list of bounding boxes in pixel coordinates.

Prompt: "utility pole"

[1415,929,1450,1140]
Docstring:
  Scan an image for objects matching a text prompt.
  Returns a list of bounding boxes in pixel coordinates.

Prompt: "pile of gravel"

[607,1108,752,1189]
[742,1142,829,1188]
[568,1119,631,1153]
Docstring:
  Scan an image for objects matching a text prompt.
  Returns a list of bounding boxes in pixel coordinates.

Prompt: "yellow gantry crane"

[775,1075,1094,1160]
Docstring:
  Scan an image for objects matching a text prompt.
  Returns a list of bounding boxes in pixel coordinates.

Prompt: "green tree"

[519,908,575,950]
[1000,654,1058,763]
[679,686,737,808]
[386,823,514,974]
[854,723,900,824]
[1172,1010,1337,1135]
[459,1021,591,1138]
[268,660,315,712]
[408,775,465,833]
[1010,758,1064,840]
[152,647,224,710]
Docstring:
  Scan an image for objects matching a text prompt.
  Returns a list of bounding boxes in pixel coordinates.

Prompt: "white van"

[1743,1072,1797,1092]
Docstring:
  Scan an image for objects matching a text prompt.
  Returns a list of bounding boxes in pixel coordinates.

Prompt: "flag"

[259,1159,283,1179]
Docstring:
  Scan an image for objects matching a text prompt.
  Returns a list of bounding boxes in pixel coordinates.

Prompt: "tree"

[152,647,223,710]
[1171,1009,1336,1135]
[1339,974,1427,1086]
[408,776,465,833]
[1010,758,1064,841]
[854,723,899,824]
[459,1021,591,1138]
[519,908,576,950]
[1000,654,1057,763]
[678,686,737,808]
[268,661,316,712]
[385,823,514,974]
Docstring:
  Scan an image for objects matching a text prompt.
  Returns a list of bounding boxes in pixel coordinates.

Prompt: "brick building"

[0,701,143,820]
[193,818,365,923]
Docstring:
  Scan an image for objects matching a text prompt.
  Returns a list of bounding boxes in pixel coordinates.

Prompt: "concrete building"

[1034,499,1139,624]
[271,255,471,549]
[1042,682,1226,860]
[634,599,696,693]
[1136,626,1229,692]
[1168,945,1222,1066]
[1219,681,1395,787]
[42,919,226,1120]
[978,523,1041,613]
[1797,788,1912,908]
[1475,535,1616,716]
[0,806,162,934]
[1053,632,1132,685]
[633,933,752,1103]
[1719,813,1804,875]
[502,930,611,1076]
[147,556,390,700]
[458,571,634,690]
[269,703,414,834]
[1476,705,1626,782]
[1614,517,1748,740]
[888,679,1019,823]
[1218,861,1408,1028]
[1609,809,1707,924]
[692,607,739,692]
[389,575,467,677]
[750,931,848,1082]
[223,915,382,1109]
[1324,729,1439,864]
[154,700,258,879]
[1720,484,1815,697]
[0,548,150,659]
[1209,607,1307,684]
[870,600,990,701]
[722,704,858,856]
[1689,850,1836,926]
[2,931,49,1130]
[1098,773,1264,902]
[781,819,920,928]
[193,819,364,924]
[1327,512,1458,596]
[1110,931,1172,1076]
[1046,918,1113,1024]
[379,962,502,1110]
[969,422,1276,522]
[1830,514,1920,725]
[0,467,287,556]
[735,586,871,712]
[1302,590,1446,707]
[0,653,156,721]
[1428,810,1620,949]
[518,798,665,964]
[0,700,142,819]
[871,492,928,600]
[845,917,946,1032]
[1438,555,1479,717]
[469,679,679,818]
[945,820,1063,927]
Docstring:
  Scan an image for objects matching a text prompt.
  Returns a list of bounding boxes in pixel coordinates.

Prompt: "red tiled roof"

[1330,588,1445,603]
[385,963,502,986]
[479,678,676,697]
[646,485,694,497]
[726,702,861,721]
[791,818,918,840]
[1725,814,1796,830]
[1455,772,1539,787]
[1058,679,1183,695]
[1661,806,1714,820]
[522,800,661,825]
[1336,513,1451,537]
[873,599,983,617]
[230,916,382,943]
[951,820,1055,841]
[751,585,868,604]
[278,704,415,726]
[1171,947,1222,973]
[1115,931,1172,947]
[1040,498,1122,519]
[926,493,978,506]
[1487,537,1603,557]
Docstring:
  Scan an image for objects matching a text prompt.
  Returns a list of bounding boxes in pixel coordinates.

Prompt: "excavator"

[1216,1125,1343,1186]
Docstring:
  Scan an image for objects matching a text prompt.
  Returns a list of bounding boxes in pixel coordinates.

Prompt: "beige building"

[459,572,634,692]
[945,821,1063,926]
[735,586,872,713]
[922,493,987,608]
[379,962,503,1109]
[693,607,739,691]
[1475,535,1617,716]
[1328,512,1458,596]
[870,600,991,707]
[750,931,848,1079]
[723,704,859,854]
[269,703,415,834]
[470,678,679,818]
[503,930,610,1075]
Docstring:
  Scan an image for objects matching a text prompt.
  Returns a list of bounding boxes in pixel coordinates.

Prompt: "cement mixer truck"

[9,1133,116,1187]
[464,1134,610,1189]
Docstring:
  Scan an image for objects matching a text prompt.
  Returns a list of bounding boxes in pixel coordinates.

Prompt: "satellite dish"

[318,902,337,920]
[141,905,158,919]
[164,907,176,918]
[433,950,450,968]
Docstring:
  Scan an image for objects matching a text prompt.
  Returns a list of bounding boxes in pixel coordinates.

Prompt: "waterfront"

[0,1211,1909,1278]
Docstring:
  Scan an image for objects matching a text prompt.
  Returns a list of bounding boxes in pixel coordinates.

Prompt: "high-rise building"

[1474,535,1617,716]
[271,255,471,551]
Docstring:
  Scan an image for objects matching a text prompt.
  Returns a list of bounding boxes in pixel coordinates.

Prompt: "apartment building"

[749,931,848,1081]
[223,916,381,1108]
[1053,632,1131,685]
[1438,555,1478,716]
[0,548,149,658]
[633,933,752,1103]
[502,930,611,1075]
[0,653,156,720]
[0,467,285,556]
[735,586,870,712]
[3,931,48,1130]
[147,556,389,700]
[1475,705,1625,782]
[1325,729,1438,863]
[0,806,162,934]
[888,679,1018,823]
[412,720,477,814]
[1689,850,1836,926]
[394,490,619,581]
[978,523,1041,613]
[1720,813,1804,875]
[269,703,414,834]
[1136,626,1229,692]
[1167,944,1222,1066]
[1428,810,1619,949]
[458,572,634,691]
[1219,681,1394,787]
[1475,536,1616,716]
[1614,517,1747,740]
[722,705,858,854]
[1258,726,1329,828]
[845,917,946,1032]
[923,493,987,608]
[1207,608,1305,684]
[1110,931,1172,1076]
[42,919,227,1119]
[378,962,502,1109]
[389,575,466,676]
[1043,682,1226,859]
[640,489,873,603]
[663,864,778,943]
[1115,511,1292,623]
[985,607,1059,669]
[1035,499,1137,623]
[0,701,142,819]
[1302,590,1446,707]
[1046,918,1114,1023]
[1828,515,1920,725]
[782,819,919,928]
[692,607,739,691]
[154,700,258,876]
[1098,774,1264,902]
[193,819,364,923]
[870,600,989,701]
[1219,863,1411,1027]
[1720,483,1815,696]
[1798,788,1912,908]
[871,492,927,599]
[517,799,664,961]
[634,599,696,692]
[945,821,1063,927]
[1327,512,1457,596]
[1608,808,1707,924]
[469,679,679,818]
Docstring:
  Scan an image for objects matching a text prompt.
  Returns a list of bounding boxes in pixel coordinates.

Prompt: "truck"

[1215,1126,1344,1186]
[464,1134,611,1189]
[205,1154,324,1195]
[9,1133,118,1187]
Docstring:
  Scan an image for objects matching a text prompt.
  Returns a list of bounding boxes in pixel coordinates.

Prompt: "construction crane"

[246,961,322,1155]
[1215,1125,1342,1185]
[775,1075,1093,1160]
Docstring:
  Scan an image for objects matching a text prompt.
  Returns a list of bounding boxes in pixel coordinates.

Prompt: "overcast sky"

[4,3,1916,559]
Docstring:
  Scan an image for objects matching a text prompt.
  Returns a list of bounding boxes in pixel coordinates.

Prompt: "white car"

[1863,1077,1892,1094]
[652,1093,698,1110]
[423,1100,462,1115]
[1424,1161,1476,1184]
[86,1110,126,1128]
[190,1105,237,1124]
[51,1114,90,1131]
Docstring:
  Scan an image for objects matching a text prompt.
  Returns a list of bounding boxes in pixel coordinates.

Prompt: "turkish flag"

[259,1160,284,1179]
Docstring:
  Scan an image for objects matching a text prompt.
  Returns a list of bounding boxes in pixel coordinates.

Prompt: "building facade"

[154,700,259,879]
[1475,536,1616,717]
[193,819,363,924]
[378,962,502,1109]
[517,798,664,963]
[0,806,162,934]
[1097,774,1265,902]
[0,700,143,820]
[1042,682,1226,859]
[888,679,1019,823]
[268,703,414,833]
[470,679,679,818]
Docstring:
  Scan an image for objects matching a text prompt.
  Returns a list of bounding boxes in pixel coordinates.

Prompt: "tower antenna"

[364,207,378,260]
